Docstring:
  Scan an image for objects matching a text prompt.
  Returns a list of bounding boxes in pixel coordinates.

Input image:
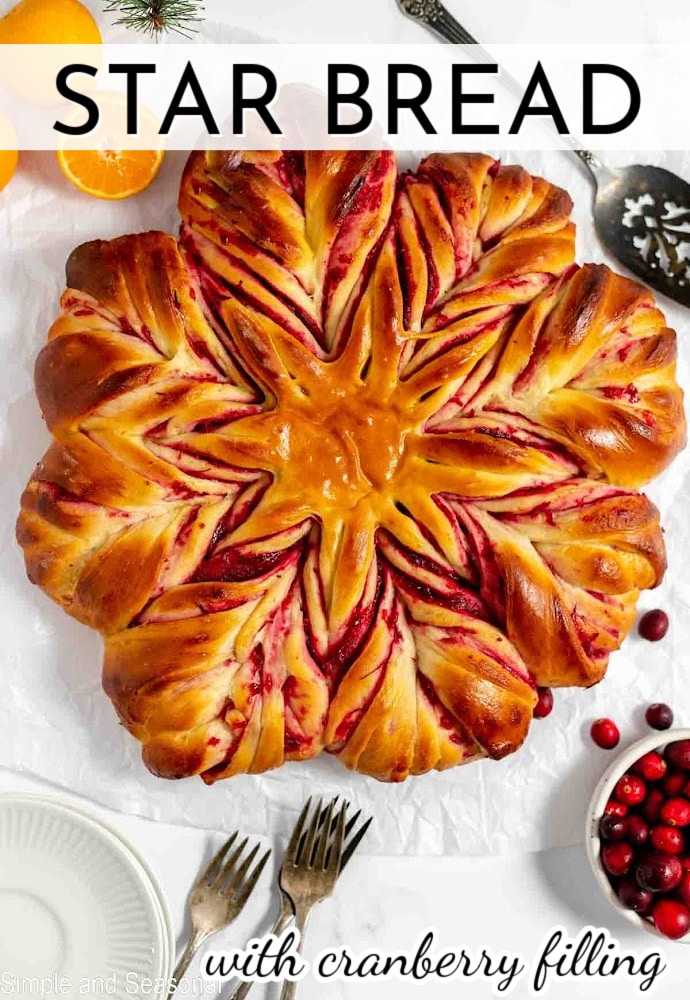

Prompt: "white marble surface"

[3,1,690,997]
[196,0,687,46]
[3,767,690,1000]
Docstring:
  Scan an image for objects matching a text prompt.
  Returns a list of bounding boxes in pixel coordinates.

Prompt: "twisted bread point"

[17,151,684,782]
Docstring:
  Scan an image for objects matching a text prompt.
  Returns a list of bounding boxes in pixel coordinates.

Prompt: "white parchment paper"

[1,140,689,856]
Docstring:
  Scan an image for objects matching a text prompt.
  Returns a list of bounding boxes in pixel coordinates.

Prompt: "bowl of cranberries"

[587,728,690,942]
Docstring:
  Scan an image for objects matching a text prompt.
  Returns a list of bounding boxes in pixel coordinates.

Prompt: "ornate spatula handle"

[397,0,479,45]
[395,0,602,176]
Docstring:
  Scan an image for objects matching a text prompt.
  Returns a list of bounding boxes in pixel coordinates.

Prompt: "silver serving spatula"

[397,0,690,308]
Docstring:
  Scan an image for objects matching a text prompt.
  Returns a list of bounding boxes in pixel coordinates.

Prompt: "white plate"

[0,794,174,995]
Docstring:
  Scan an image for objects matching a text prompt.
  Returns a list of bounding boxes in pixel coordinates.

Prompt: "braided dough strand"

[17,151,684,783]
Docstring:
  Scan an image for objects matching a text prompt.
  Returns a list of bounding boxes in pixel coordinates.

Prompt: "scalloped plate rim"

[0,791,175,984]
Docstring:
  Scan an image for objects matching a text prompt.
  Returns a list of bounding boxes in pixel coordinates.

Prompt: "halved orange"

[56,92,164,200]
[57,147,164,200]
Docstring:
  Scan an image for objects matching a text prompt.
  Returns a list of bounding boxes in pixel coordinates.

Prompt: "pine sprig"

[104,0,205,39]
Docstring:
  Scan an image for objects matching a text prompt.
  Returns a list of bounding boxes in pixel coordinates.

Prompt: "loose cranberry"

[651,825,685,854]
[661,798,690,828]
[679,856,690,873]
[638,609,669,642]
[666,741,690,771]
[643,788,665,823]
[626,815,649,848]
[636,852,683,892]
[615,774,647,806]
[599,814,627,842]
[633,751,667,782]
[677,872,690,908]
[591,718,620,750]
[618,878,653,915]
[533,687,554,718]
[605,800,629,818]
[652,899,690,940]
[602,842,634,877]
[664,770,686,797]
[646,703,674,731]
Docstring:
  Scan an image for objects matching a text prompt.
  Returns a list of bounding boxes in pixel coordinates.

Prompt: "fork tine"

[295,795,338,860]
[324,800,360,839]
[212,836,248,887]
[326,802,348,873]
[198,831,239,886]
[344,808,361,839]
[321,805,359,868]
[238,848,271,906]
[284,797,312,867]
[326,810,369,870]
[223,841,261,893]
[300,797,323,867]
[341,815,373,871]
[322,798,358,840]
[314,798,337,870]
[318,795,339,829]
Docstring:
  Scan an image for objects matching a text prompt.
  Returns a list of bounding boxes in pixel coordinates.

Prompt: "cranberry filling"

[194,542,296,583]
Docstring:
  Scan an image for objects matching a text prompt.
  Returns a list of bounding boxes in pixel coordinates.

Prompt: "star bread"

[17,150,686,783]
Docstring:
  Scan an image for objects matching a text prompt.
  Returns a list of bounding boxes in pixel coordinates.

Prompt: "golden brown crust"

[16,151,685,783]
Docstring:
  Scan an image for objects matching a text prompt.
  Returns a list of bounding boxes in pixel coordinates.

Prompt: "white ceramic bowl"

[586,728,690,943]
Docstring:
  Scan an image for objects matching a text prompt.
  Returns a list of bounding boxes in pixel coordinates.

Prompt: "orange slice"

[56,92,164,200]
[57,147,163,200]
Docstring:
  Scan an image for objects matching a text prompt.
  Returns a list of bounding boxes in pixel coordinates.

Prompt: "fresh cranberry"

[615,774,646,806]
[666,741,690,771]
[605,800,629,818]
[591,718,620,750]
[633,751,667,782]
[679,856,690,873]
[599,814,627,842]
[636,852,683,892]
[661,798,690,828]
[652,899,690,940]
[617,878,653,915]
[677,872,690,908]
[533,687,553,718]
[602,842,634,877]
[638,609,669,642]
[643,788,665,823]
[651,825,685,854]
[647,704,674,731]
[626,815,649,848]
[664,770,686,797]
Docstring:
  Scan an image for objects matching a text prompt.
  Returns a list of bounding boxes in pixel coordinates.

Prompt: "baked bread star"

[17,150,686,783]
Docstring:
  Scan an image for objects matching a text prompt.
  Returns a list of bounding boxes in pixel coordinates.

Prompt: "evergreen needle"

[104,0,205,39]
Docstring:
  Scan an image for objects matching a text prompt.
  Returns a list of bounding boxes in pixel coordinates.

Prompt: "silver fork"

[277,797,348,1000]
[224,798,372,1000]
[167,831,271,998]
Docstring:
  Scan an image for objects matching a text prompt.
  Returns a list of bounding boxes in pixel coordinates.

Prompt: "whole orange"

[0,0,101,105]
[0,149,18,192]
[0,111,18,192]
[0,0,101,44]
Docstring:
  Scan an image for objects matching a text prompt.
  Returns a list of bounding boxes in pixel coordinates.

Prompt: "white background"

[2,0,690,997]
